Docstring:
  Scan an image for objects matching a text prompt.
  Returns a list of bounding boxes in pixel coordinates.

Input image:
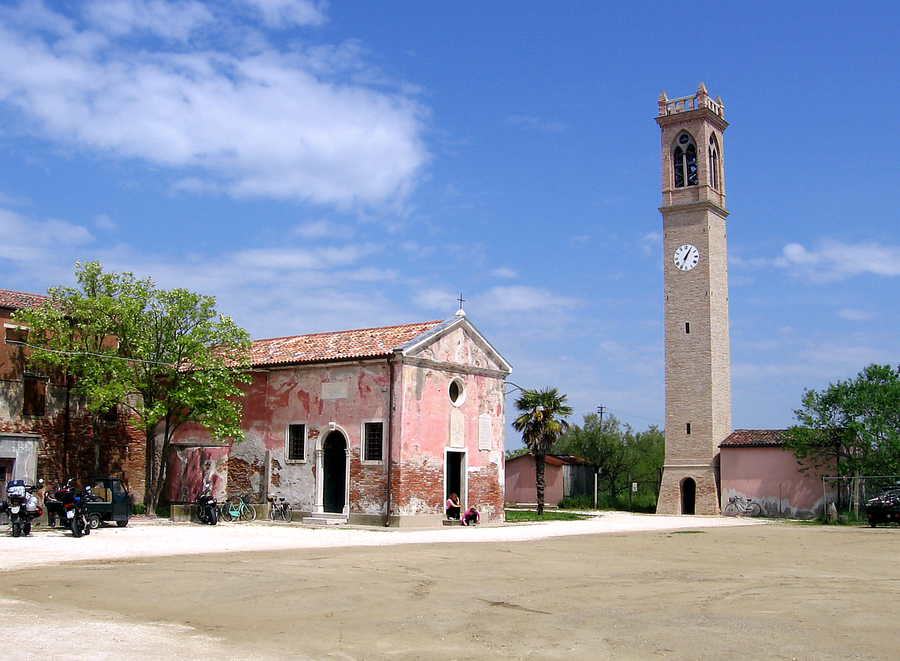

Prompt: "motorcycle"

[195,481,218,525]
[53,479,91,538]
[2,479,43,537]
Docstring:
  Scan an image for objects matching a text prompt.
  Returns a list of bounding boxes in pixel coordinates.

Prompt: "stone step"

[303,513,348,526]
[442,519,463,526]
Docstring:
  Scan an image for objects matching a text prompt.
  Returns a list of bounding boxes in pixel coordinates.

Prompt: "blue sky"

[1,0,898,446]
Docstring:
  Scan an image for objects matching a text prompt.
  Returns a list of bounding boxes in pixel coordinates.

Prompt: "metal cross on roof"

[457,292,466,310]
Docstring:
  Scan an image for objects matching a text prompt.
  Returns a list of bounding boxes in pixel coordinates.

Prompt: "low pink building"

[168,312,511,526]
[504,454,592,507]
[719,430,835,519]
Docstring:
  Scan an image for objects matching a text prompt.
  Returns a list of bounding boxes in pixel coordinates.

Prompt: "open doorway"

[681,477,696,515]
[323,431,347,513]
[445,450,466,508]
[0,458,12,485]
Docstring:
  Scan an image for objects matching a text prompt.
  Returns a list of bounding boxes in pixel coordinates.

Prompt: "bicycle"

[220,495,257,522]
[267,496,293,522]
[722,495,763,517]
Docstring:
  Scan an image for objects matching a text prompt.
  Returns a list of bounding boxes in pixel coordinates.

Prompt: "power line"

[4,339,176,368]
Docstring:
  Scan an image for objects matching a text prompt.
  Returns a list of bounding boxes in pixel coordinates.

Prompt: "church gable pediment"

[401,318,511,374]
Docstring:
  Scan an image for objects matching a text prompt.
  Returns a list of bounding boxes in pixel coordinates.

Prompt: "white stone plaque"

[478,414,492,451]
[321,381,348,400]
[449,408,465,448]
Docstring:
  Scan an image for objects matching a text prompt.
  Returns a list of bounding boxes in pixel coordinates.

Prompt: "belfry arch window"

[672,132,698,188]
[708,134,721,190]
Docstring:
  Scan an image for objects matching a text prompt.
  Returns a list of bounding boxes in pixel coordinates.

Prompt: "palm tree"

[512,387,573,515]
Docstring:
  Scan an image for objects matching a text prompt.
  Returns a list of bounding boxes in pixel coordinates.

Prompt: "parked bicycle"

[267,496,292,522]
[722,495,764,517]
[220,495,257,522]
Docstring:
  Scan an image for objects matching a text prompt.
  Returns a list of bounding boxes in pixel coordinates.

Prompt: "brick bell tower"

[655,83,732,515]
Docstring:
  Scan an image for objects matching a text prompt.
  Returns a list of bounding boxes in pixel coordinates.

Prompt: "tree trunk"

[535,453,546,516]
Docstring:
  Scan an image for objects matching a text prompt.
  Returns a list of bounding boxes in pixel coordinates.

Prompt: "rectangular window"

[685,322,691,334]
[23,374,46,417]
[363,422,384,462]
[5,326,27,345]
[686,422,692,435]
[286,424,306,462]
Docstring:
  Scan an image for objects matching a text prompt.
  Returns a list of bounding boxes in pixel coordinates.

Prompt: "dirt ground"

[2,524,898,659]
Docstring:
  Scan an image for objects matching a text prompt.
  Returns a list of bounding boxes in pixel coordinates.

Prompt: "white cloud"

[506,114,565,133]
[292,219,353,239]
[242,0,327,28]
[490,267,517,279]
[475,286,579,313]
[0,2,427,209]
[777,240,900,282]
[83,0,215,40]
[414,288,457,312]
[0,207,93,264]
[838,308,873,322]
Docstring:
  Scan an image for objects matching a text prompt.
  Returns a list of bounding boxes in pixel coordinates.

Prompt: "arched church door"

[681,477,696,515]
[323,431,347,513]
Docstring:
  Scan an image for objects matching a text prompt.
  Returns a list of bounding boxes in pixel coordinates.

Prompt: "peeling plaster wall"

[166,446,229,503]
[171,361,391,512]
[395,327,507,521]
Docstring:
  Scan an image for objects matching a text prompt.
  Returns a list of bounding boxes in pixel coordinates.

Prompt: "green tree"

[512,387,573,515]
[785,364,900,477]
[555,415,665,507]
[15,262,251,510]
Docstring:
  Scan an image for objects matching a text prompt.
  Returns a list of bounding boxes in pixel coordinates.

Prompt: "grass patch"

[505,510,588,523]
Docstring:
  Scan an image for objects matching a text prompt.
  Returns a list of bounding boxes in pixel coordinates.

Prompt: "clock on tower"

[655,83,732,515]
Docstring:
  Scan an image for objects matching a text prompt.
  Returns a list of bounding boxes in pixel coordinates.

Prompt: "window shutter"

[478,414,492,451]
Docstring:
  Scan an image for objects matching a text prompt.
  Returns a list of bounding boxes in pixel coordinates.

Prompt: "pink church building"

[167,311,511,526]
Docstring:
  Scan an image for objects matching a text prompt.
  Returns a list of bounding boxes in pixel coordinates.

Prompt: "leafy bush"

[131,503,146,515]
[558,495,595,509]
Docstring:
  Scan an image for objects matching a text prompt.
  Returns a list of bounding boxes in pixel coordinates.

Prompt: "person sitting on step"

[445,492,461,520]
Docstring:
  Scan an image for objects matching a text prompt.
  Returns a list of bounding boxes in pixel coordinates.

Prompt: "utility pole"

[593,405,607,510]
[596,405,606,428]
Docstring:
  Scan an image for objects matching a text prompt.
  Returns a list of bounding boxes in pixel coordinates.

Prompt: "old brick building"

[0,289,146,499]
[169,310,511,525]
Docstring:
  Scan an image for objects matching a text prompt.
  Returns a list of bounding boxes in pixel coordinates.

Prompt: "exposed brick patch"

[467,464,503,521]
[391,456,443,516]
[348,448,387,514]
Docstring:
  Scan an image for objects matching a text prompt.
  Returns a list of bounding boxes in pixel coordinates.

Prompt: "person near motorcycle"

[195,480,219,525]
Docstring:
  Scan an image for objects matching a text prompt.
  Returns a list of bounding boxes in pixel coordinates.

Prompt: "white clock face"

[674,244,700,271]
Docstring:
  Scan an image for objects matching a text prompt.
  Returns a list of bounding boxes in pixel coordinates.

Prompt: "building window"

[708,134,721,190]
[286,423,306,462]
[449,378,466,407]
[23,374,46,417]
[363,422,384,462]
[685,322,691,334]
[4,325,27,345]
[673,132,698,188]
[686,422,692,435]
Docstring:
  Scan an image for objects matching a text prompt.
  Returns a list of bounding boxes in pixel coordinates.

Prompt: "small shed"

[504,453,593,507]
[719,429,836,519]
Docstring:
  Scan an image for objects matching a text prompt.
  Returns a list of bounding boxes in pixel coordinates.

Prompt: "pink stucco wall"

[720,447,835,518]
[504,456,564,506]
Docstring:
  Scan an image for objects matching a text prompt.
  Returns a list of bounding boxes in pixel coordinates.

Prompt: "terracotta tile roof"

[720,429,788,448]
[249,320,444,367]
[0,288,47,310]
[507,454,591,466]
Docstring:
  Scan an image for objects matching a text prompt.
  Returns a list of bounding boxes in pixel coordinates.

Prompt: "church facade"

[168,312,511,526]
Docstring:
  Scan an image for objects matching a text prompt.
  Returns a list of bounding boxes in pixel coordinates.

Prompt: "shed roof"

[249,320,443,367]
[720,429,788,448]
[506,453,591,466]
[0,288,47,310]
